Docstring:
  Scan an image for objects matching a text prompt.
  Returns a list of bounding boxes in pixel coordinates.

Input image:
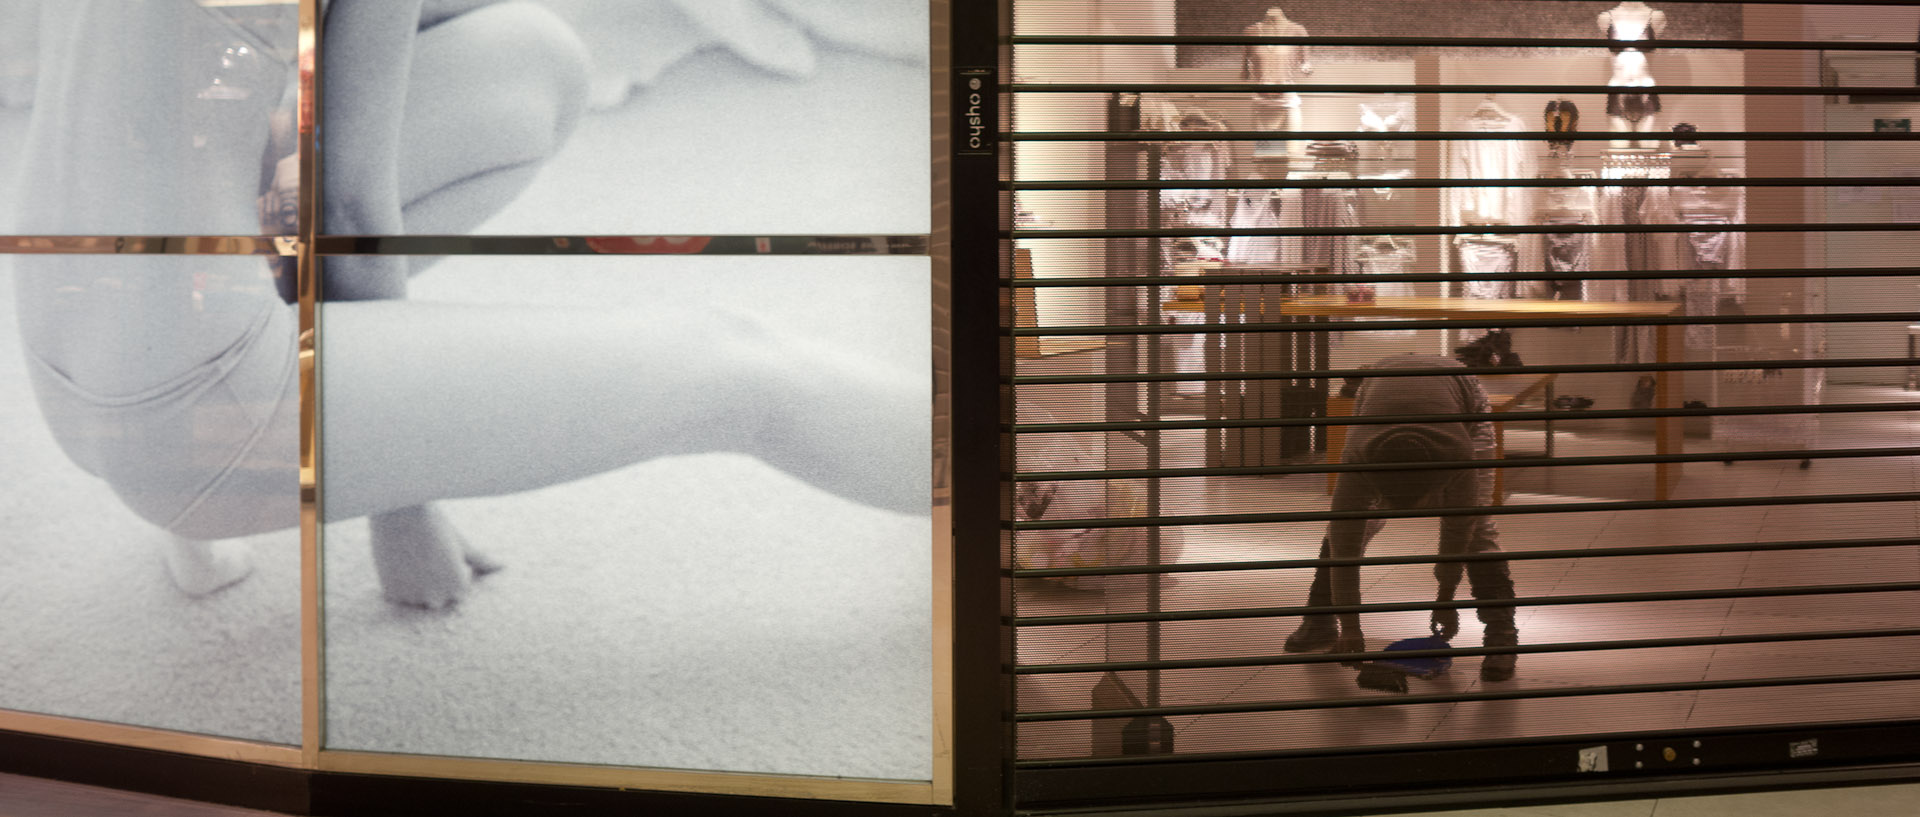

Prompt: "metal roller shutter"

[992,1,1920,809]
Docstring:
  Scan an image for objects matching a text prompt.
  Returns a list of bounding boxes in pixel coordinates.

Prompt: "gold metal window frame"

[0,0,953,806]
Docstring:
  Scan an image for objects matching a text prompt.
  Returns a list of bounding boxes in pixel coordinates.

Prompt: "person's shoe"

[1284,617,1339,653]
[1479,651,1517,682]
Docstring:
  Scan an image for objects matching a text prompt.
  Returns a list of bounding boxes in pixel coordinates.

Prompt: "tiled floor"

[1362,780,1920,817]
[1013,368,1920,761]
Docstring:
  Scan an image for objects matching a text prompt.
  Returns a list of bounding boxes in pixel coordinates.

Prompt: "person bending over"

[1283,354,1520,684]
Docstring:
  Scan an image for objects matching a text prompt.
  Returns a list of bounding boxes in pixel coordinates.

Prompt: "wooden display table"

[1166,294,1686,500]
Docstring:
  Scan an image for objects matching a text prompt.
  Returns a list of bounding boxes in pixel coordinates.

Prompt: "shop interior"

[1008,0,1920,761]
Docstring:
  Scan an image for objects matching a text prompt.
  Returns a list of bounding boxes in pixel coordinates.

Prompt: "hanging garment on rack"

[1449,108,1530,225]
[1674,183,1748,302]
[1683,217,1732,268]
[1158,139,1231,396]
[1543,215,1593,300]
[1359,102,1411,161]
[1678,212,1737,350]
[1227,189,1285,266]
[1542,183,1598,215]
[1355,241,1417,297]
[1159,140,1232,266]
[1540,182,1598,300]
[1604,168,1679,363]
[1301,187,1361,281]
[1457,238,1518,299]
[1355,241,1418,337]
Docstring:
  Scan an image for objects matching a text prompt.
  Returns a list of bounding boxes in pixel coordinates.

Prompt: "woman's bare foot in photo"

[162,535,255,597]
[369,504,500,609]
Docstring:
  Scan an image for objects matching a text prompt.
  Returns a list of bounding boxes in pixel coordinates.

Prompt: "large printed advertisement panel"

[2,0,938,782]
[0,0,302,746]
[317,255,934,781]
[319,0,931,238]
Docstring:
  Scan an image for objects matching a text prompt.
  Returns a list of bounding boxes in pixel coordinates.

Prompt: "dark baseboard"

[310,772,948,817]
[0,728,310,814]
[6,722,1917,817]
[0,727,951,817]
[1014,720,1920,813]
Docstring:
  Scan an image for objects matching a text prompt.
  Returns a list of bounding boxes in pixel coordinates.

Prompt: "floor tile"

[1646,782,1920,817]
[1685,679,1920,730]
[1425,690,1700,744]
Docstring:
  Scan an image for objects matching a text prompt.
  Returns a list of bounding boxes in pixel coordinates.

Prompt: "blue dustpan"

[1374,633,1454,679]
[1353,624,1455,694]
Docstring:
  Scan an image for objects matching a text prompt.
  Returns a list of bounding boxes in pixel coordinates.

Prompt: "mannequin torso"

[1244,8,1310,85]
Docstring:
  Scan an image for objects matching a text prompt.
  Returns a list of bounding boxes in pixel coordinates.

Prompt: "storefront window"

[1005,0,1920,774]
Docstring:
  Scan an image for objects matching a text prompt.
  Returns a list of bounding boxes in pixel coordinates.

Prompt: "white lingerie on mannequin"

[1358,102,1410,161]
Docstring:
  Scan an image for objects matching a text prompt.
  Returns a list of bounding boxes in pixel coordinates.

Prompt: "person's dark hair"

[1365,426,1464,510]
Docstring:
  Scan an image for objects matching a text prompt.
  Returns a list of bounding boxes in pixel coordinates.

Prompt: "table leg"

[1544,380,1556,459]
[1654,324,1684,500]
[1325,397,1353,496]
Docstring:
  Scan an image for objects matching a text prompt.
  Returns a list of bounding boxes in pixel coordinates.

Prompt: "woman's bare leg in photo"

[324,2,588,605]
[320,301,925,528]
[395,3,586,238]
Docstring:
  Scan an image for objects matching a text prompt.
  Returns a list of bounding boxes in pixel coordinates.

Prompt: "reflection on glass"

[0,253,301,744]
[319,255,933,781]
[0,0,299,237]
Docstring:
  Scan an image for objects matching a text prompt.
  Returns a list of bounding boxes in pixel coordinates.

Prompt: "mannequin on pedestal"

[1599,2,1668,149]
[1244,7,1311,157]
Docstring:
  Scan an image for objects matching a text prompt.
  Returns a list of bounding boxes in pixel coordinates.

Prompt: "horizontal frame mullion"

[311,235,931,256]
[1009,445,1920,484]
[1007,130,1920,142]
[0,236,292,254]
[1011,490,1920,533]
[1012,356,1914,386]
[1008,34,1920,52]
[1009,177,1920,192]
[1014,626,1920,676]
[1013,670,1920,723]
[1011,536,1920,581]
[1011,580,1920,629]
[1013,400,1920,434]
[1012,311,1920,336]
[1009,223,1920,240]
[1007,83,1920,96]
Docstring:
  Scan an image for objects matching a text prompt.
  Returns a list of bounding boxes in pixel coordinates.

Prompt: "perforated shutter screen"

[1002,0,1920,776]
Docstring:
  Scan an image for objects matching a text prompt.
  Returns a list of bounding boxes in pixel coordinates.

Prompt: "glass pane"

[0,253,301,745]
[317,254,935,781]
[318,1,930,236]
